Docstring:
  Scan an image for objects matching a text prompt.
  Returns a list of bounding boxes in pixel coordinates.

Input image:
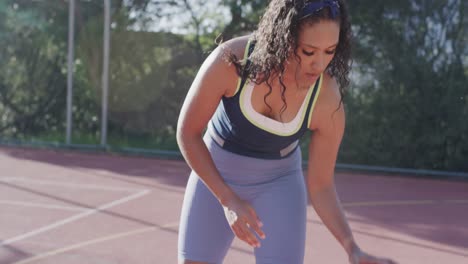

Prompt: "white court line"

[0,189,150,247]
[161,221,180,229]
[0,200,86,212]
[12,226,158,264]
[0,178,140,192]
[13,219,181,264]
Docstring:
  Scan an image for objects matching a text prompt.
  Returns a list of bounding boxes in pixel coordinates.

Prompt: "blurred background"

[0,0,466,173]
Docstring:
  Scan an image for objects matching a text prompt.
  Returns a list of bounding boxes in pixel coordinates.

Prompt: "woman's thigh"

[178,172,235,264]
[252,170,308,264]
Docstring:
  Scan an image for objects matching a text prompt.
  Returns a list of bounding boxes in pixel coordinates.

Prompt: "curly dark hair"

[223,0,352,117]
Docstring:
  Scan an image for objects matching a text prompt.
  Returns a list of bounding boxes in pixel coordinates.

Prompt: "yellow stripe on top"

[233,38,253,96]
[307,73,323,128]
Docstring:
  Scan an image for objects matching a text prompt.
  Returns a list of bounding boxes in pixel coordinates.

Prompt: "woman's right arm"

[176,43,237,205]
[176,39,266,248]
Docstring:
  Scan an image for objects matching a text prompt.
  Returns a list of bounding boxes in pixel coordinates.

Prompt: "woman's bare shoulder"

[192,35,252,98]
[321,73,342,106]
[211,35,252,96]
[218,35,252,59]
[309,72,344,131]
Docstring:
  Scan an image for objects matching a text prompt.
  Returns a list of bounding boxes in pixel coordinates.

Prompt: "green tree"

[342,0,468,171]
[0,1,68,137]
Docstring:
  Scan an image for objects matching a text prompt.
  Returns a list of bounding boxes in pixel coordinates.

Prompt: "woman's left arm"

[306,87,358,255]
[307,76,396,264]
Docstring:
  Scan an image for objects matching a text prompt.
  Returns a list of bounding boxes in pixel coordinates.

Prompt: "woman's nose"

[311,54,326,72]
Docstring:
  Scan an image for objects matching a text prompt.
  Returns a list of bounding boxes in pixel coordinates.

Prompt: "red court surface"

[0,146,467,264]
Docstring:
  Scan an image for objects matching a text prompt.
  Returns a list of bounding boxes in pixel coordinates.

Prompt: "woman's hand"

[222,196,266,248]
[348,246,398,264]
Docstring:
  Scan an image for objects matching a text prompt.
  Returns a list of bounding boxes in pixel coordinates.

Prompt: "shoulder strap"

[305,75,323,128]
[238,39,256,91]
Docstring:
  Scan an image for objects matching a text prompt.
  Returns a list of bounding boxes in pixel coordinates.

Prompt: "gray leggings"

[178,135,308,264]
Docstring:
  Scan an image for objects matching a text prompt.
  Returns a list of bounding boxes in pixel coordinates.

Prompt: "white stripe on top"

[239,81,314,136]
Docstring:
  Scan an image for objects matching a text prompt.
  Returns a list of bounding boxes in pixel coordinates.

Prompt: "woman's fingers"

[232,214,264,248]
[231,224,249,245]
[232,220,259,247]
[239,219,262,247]
[223,199,266,248]
[347,245,397,264]
[246,206,266,239]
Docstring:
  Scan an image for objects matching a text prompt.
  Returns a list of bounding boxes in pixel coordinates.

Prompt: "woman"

[176,0,396,263]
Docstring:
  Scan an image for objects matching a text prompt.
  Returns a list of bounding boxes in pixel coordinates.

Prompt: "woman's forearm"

[177,133,236,205]
[308,184,358,255]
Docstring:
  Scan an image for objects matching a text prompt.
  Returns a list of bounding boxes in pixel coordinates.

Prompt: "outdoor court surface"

[0,146,467,264]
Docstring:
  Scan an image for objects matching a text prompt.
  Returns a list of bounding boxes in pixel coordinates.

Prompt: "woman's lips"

[306,73,319,80]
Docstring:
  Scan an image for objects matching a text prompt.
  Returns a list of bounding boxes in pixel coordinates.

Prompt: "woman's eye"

[302,50,314,56]
[326,49,336,55]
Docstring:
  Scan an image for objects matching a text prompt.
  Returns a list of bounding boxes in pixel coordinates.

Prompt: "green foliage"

[0,1,67,136]
[340,0,468,171]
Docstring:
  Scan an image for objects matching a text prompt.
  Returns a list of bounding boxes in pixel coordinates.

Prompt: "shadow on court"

[1,146,467,264]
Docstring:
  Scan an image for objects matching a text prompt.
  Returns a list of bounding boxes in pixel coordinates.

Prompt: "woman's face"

[284,19,340,86]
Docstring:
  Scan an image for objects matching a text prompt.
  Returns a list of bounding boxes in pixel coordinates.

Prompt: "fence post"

[66,0,75,145]
[101,0,111,146]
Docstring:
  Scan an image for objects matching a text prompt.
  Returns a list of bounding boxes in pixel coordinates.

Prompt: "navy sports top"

[208,39,322,159]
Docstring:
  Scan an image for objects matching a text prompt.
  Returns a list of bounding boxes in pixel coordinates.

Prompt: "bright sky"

[128,0,230,34]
